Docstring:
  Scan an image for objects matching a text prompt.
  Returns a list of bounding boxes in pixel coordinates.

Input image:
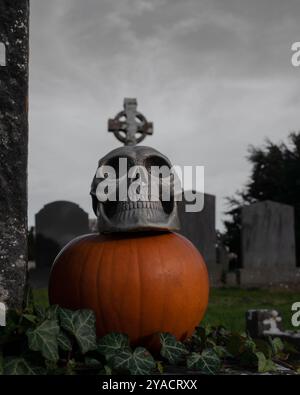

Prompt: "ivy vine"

[0,296,299,375]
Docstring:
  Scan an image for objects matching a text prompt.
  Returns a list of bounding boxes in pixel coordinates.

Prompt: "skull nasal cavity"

[145,156,171,171]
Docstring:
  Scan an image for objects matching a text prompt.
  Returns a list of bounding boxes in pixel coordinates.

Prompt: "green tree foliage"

[223,132,300,265]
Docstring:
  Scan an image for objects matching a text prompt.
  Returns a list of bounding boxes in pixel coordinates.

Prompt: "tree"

[223,132,300,266]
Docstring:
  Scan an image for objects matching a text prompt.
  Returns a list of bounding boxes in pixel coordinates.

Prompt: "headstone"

[241,201,300,286]
[178,192,220,285]
[35,201,90,268]
[0,0,29,308]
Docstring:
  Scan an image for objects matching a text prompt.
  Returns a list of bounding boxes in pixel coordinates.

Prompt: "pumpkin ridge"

[156,233,167,334]
[112,238,124,332]
[79,238,95,307]
[95,239,107,335]
[119,240,130,335]
[136,235,143,341]
[168,233,182,334]
[112,238,122,332]
[176,234,189,336]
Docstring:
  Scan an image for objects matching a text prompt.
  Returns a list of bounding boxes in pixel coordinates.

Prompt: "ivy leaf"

[22,314,39,324]
[244,338,256,353]
[46,305,60,320]
[240,349,277,373]
[65,359,77,376]
[192,326,207,347]
[225,333,247,356]
[4,358,37,375]
[213,345,230,358]
[84,357,102,368]
[156,361,164,374]
[269,337,284,356]
[34,305,46,321]
[99,365,112,375]
[26,319,59,362]
[160,333,188,365]
[187,350,221,375]
[110,347,156,375]
[97,333,130,360]
[256,352,277,373]
[254,339,272,358]
[57,330,72,352]
[59,308,97,354]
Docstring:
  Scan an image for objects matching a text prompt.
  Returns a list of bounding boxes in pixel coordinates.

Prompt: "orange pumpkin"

[48,232,209,349]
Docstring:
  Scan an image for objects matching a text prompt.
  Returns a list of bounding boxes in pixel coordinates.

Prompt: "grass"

[33,288,49,308]
[203,288,299,332]
[33,287,299,333]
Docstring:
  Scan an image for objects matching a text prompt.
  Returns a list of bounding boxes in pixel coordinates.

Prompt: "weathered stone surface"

[35,201,90,268]
[178,192,220,286]
[241,201,300,286]
[0,0,29,308]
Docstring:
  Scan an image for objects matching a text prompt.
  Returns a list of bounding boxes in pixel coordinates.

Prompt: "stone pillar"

[0,0,29,308]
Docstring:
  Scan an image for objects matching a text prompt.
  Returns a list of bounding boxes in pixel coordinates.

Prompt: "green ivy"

[0,302,299,375]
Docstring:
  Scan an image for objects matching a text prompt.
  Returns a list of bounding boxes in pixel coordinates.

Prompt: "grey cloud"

[28,0,300,230]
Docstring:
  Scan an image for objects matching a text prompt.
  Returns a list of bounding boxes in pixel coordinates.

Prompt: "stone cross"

[246,309,300,346]
[108,98,153,146]
[0,0,29,309]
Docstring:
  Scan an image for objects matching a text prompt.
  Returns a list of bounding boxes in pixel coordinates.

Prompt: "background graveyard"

[28,131,300,292]
[27,130,300,335]
[1,0,300,375]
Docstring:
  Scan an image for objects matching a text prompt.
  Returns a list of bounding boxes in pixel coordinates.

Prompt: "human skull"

[90,146,180,233]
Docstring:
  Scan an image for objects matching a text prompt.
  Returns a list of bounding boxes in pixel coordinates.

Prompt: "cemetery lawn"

[203,288,298,332]
[33,287,299,333]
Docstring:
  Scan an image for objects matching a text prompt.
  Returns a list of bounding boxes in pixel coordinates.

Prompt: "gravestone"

[178,192,220,285]
[241,200,300,286]
[0,0,29,308]
[35,201,90,268]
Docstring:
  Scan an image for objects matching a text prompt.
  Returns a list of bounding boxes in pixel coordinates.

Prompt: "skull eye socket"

[105,156,134,178]
[144,156,171,178]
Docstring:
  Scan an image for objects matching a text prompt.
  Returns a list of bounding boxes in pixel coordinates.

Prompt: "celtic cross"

[108,98,153,146]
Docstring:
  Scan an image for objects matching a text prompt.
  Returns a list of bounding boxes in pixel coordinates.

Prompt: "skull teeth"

[116,201,163,212]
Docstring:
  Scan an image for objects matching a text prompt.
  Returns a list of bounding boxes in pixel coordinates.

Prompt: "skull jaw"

[97,203,180,233]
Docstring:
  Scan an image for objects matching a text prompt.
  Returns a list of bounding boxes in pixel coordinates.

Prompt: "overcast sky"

[28,0,300,229]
